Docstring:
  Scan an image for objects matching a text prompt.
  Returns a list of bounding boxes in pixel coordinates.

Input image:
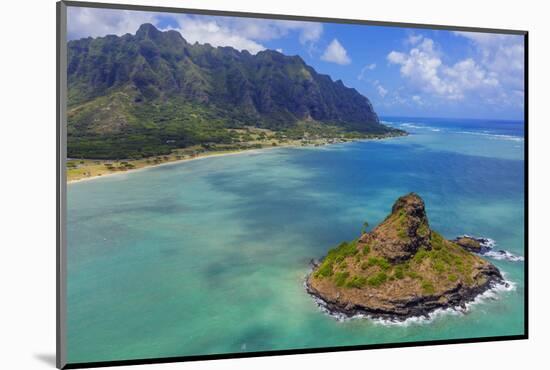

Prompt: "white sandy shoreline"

[67,143,300,184]
[67,134,406,185]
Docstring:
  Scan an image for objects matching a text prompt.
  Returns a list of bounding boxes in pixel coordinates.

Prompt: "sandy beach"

[66,132,408,184]
[68,142,316,184]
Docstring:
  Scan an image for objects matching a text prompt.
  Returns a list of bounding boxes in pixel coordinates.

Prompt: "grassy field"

[67,127,403,182]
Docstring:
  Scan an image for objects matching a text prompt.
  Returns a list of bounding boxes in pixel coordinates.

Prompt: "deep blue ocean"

[67,116,525,364]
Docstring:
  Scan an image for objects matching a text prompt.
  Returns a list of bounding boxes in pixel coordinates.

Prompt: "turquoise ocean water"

[67,117,525,364]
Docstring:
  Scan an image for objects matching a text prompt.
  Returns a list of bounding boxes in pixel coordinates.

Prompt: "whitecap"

[399,123,425,129]
[455,235,524,262]
[372,280,515,327]
[397,122,445,133]
[455,131,524,142]
[307,278,515,327]
[485,250,525,262]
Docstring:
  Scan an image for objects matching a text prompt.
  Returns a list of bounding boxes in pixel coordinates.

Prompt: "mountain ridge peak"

[66,23,403,158]
[135,23,161,38]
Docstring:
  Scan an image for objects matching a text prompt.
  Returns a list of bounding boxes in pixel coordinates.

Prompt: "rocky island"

[306,193,505,320]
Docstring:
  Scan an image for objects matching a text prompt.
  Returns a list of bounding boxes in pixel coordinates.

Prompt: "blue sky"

[68,6,525,120]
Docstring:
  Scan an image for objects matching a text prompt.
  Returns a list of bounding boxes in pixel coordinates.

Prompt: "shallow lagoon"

[67,117,525,363]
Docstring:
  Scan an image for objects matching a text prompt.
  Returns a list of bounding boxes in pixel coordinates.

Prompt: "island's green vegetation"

[313,239,359,278]
[314,230,476,292]
[307,193,504,319]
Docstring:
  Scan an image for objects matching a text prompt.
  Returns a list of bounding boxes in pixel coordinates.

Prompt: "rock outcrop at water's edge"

[453,235,524,262]
[306,193,505,320]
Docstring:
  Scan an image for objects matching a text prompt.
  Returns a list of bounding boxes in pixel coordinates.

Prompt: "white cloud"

[223,18,322,44]
[357,63,376,80]
[443,58,498,90]
[387,35,502,100]
[321,39,351,65]
[386,88,408,106]
[412,95,423,105]
[165,17,266,54]
[387,51,406,64]
[287,21,323,45]
[372,80,388,98]
[407,34,423,45]
[377,85,388,98]
[67,7,158,40]
[454,31,524,93]
[67,7,323,55]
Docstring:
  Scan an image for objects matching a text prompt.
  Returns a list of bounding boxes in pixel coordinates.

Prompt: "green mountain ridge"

[67,23,399,159]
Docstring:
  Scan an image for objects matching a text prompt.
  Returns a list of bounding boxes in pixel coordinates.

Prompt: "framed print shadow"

[56,1,528,368]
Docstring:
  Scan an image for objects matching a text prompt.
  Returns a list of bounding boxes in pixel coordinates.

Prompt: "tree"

[361,221,369,234]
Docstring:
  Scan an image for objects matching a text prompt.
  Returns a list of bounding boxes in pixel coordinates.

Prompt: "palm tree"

[361,221,369,234]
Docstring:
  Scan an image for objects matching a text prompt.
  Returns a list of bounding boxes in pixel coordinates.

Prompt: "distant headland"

[66,23,408,182]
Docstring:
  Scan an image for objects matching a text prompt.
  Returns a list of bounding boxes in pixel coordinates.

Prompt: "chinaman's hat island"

[306,193,505,320]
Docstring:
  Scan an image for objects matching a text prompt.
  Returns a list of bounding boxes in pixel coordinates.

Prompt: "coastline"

[67,133,406,184]
[68,147,272,184]
[303,193,512,323]
[304,271,514,325]
[304,268,508,322]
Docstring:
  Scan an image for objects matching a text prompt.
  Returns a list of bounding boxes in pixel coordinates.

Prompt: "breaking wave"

[306,278,515,327]
[371,279,516,327]
[385,121,523,142]
[456,235,524,262]
[455,131,524,142]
